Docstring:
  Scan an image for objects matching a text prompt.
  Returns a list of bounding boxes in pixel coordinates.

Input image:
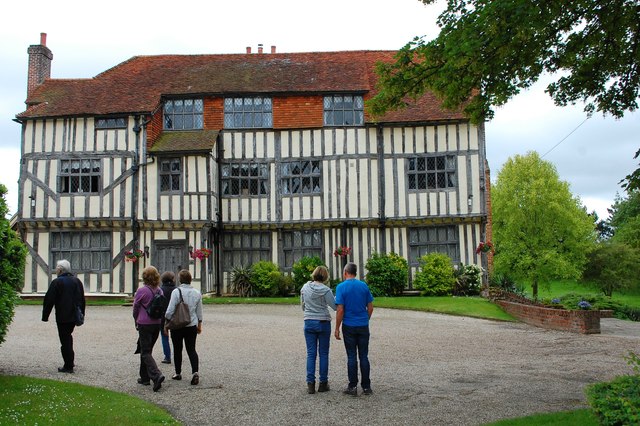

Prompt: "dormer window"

[224,97,273,129]
[323,95,364,126]
[163,99,203,130]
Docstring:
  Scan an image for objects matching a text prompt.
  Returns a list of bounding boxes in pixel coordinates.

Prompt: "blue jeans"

[304,320,331,383]
[161,332,171,361]
[342,324,371,389]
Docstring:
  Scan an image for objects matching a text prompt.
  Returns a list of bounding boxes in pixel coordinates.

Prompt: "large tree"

[0,184,27,345]
[492,152,595,298]
[369,0,639,124]
[607,190,640,248]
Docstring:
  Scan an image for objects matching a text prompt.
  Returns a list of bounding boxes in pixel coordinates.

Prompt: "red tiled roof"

[17,50,466,122]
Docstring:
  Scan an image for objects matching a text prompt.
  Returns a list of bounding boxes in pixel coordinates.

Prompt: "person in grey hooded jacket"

[300,265,336,394]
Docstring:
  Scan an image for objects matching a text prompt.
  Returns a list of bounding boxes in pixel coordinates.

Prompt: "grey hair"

[343,262,357,276]
[56,259,71,274]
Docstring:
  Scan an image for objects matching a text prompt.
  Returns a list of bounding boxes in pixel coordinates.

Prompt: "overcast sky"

[1,0,637,219]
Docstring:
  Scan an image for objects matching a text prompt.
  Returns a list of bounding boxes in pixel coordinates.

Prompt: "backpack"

[144,287,166,319]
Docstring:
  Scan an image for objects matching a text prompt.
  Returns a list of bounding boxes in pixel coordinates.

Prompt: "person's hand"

[334,329,341,340]
[197,324,202,334]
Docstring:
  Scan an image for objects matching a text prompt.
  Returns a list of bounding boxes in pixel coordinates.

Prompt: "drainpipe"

[215,132,224,296]
[376,124,387,253]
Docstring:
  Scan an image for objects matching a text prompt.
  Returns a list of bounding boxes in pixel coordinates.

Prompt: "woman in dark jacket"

[160,271,177,364]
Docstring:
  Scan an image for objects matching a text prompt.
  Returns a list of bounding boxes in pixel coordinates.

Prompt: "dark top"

[160,281,177,325]
[42,272,86,324]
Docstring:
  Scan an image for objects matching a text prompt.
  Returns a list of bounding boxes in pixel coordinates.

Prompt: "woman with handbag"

[164,269,203,385]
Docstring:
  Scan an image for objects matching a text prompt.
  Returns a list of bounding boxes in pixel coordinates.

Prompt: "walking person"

[42,259,85,373]
[160,271,177,364]
[334,262,374,396]
[164,269,203,385]
[133,265,165,391]
[300,265,336,394]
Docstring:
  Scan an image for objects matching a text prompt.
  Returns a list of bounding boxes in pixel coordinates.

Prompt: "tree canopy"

[369,0,640,124]
[492,152,596,298]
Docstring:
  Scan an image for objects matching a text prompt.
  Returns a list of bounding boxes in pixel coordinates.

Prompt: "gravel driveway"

[1,304,639,425]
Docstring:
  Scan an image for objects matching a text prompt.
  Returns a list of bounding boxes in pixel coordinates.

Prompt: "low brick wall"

[496,300,601,334]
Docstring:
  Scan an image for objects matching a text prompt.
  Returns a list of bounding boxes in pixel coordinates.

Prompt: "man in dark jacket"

[42,259,85,373]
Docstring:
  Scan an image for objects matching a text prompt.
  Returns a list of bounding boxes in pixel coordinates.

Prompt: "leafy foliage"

[582,241,640,297]
[587,352,640,426]
[453,263,482,296]
[249,261,292,297]
[230,265,254,297]
[369,0,640,124]
[364,252,409,297]
[492,152,596,298]
[413,253,456,296]
[291,256,325,293]
[0,184,27,346]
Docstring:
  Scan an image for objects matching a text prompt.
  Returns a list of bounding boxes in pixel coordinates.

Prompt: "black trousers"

[138,324,162,382]
[170,325,199,375]
[56,322,76,370]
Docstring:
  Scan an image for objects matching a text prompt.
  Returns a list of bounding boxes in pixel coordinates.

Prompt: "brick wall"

[273,96,323,129]
[204,97,224,129]
[146,112,163,147]
[496,300,601,334]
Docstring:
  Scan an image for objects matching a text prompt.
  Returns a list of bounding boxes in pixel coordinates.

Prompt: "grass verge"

[483,408,598,425]
[0,375,179,425]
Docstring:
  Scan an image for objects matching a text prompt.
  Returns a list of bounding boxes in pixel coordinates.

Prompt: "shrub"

[230,265,254,297]
[453,264,483,296]
[250,261,284,297]
[0,281,19,345]
[413,253,456,296]
[617,306,640,322]
[365,252,409,297]
[292,256,324,293]
[489,272,526,296]
[587,352,640,425]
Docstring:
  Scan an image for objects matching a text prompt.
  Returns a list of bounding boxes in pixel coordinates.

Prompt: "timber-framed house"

[15,34,491,295]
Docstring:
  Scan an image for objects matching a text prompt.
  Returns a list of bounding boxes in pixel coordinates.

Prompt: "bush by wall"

[365,252,408,297]
[292,256,324,293]
[250,261,291,297]
[413,253,456,296]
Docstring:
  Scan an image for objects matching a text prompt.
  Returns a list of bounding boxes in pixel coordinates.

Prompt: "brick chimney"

[258,44,263,54]
[271,45,276,54]
[27,33,53,98]
[246,46,252,54]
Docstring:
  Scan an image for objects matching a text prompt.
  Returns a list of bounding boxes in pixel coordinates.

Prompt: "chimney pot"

[271,45,276,54]
[40,33,47,46]
[258,44,263,54]
[246,46,251,54]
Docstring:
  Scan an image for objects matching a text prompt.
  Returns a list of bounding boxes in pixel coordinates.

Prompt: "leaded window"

[323,95,364,126]
[281,160,321,195]
[408,226,459,265]
[221,232,272,271]
[51,231,111,273]
[407,155,457,190]
[224,97,273,129]
[282,230,322,268]
[96,117,126,129]
[58,159,101,194]
[163,99,204,130]
[221,162,269,196]
[159,158,181,193]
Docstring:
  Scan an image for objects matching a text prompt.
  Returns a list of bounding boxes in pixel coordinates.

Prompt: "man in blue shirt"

[334,262,374,396]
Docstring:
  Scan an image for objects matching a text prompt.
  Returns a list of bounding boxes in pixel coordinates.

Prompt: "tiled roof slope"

[17,50,466,122]
[149,130,219,153]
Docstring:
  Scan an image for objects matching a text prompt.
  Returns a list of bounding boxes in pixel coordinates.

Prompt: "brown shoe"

[191,373,199,385]
[307,382,316,394]
[318,382,330,392]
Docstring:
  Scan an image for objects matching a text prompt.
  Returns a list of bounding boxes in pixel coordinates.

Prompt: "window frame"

[407,154,457,191]
[221,161,270,197]
[282,229,323,270]
[163,98,204,131]
[58,158,102,194]
[408,226,460,266]
[323,94,364,126]
[221,232,272,272]
[159,157,182,194]
[50,231,112,273]
[95,117,127,129]
[280,160,322,195]
[223,96,273,129]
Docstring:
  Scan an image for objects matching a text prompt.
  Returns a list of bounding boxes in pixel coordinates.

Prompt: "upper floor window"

[58,159,101,194]
[408,155,457,191]
[96,117,126,129]
[164,99,203,130]
[221,162,269,196]
[51,231,111,273]
[323,95,364,126]
[159,158,181,193]
[281,160,321,195]
[224,97,273,129]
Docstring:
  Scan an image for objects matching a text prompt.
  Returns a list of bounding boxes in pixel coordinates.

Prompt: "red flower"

[475,241,494,254]
[333,246,352,257]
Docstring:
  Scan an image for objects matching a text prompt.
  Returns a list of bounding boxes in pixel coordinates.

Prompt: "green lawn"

[0,375,178,425]
[524,280,640,309]
[483,409,598,426]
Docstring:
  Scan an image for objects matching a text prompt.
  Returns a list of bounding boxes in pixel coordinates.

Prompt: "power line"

[541,117,590,158]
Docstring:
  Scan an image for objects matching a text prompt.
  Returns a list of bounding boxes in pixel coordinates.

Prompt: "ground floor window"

[408,226,459,265]
[282,229,322,269]
[50,231,111,272]
[221,232,271,271]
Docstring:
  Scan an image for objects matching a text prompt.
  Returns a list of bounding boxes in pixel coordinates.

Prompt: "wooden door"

[153,240,189,277]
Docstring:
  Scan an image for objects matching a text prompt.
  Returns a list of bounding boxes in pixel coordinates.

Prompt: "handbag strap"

[177,287,184,303]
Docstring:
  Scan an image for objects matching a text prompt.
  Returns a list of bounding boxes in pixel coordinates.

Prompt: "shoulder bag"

[165,288,191,330]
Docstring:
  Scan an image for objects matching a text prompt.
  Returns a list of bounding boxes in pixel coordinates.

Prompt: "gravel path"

[1,304,639,425]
